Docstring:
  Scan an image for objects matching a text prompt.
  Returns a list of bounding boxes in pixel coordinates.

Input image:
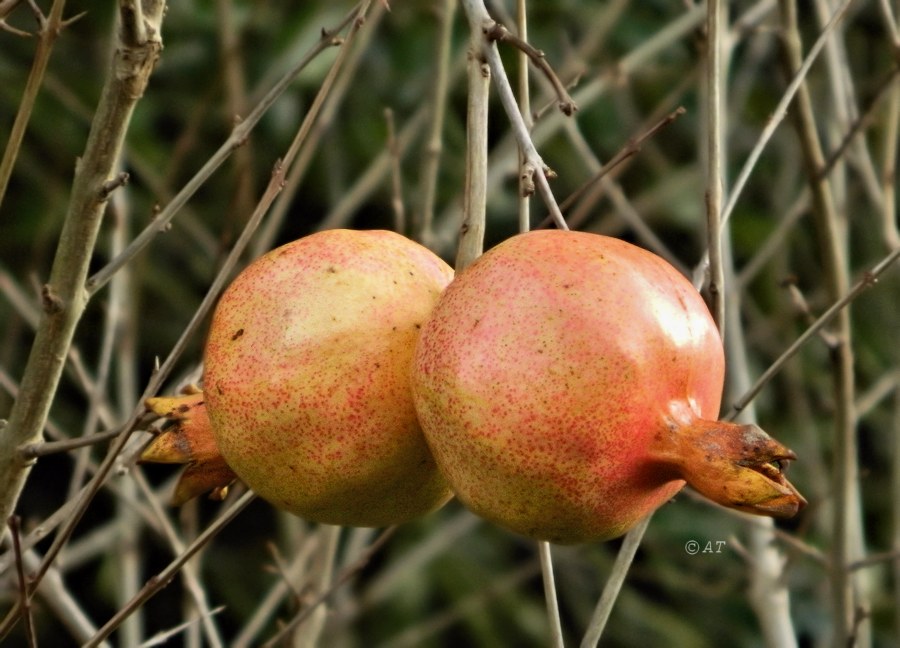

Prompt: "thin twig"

[484,22,577,116]
[414,0,457,245]
[705,0,726,333]
[7,517,37,648]
[735,189,810,289]
[855,370,900,419]
[101,189,144,644]
[251,0,388,256]
[456,0,492,269]
[0,0,166,536]
[215,0,257,227]
[874,0,900,45]
[707,7,801,640]
[261,526,397,647]
[384,108,407,233]
[0,4,374,638]
[778,3,866,644]
[21,546,110,646]
[729,245,899,417]
[0,463,163,582]
[115,483,144,647]
[815,66,900,185]
[720,0,855,228]
[554,92,692,273]
[68,195,128,504]
[881,64,900,249]
[0,483,88,575]
[724,506,826,564]
[131,469,225,647]
[232,532,323,648]
[0,0,31,37]
[0,269,118,431]
[811,0,884,224]
[83,490,257,647]
[538,540,564,648]
[721,145,801,648]
[18,422,131,459]
[892,384,900,638]
[317,108,431,233]
[85,7,358,295]
[848,547,900,571]
[579,515,651,648]
[339,513,479,620]
[431,2,708,251]
[461,0,569,230]
[290,525,341,646]
[515,0,532,233]
[556,107,686,217]
[380,560,541,647]
[510,4,563,643]
[0,0,68,213]
[139,607,226,648]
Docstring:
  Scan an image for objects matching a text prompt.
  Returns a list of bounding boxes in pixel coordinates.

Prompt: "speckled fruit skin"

[412,230,736,543]
[204,229,454,527]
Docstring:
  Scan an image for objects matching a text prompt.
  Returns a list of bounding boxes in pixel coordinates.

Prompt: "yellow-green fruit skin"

[411,230,726,543]
[204,229,454,527]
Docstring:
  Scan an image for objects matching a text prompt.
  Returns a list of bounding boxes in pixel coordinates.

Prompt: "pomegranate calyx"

[653,407,806,519]
[141,389,237,505]
[725,423,806,517]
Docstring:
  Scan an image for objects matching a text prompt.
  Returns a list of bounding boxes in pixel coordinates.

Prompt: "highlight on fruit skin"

[142,229,455,527]
[411,229,805,544]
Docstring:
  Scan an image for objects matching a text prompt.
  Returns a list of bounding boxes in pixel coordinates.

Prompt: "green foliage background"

[1,1,899,646]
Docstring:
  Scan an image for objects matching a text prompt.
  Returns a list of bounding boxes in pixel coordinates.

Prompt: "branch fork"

[483,21,578,117]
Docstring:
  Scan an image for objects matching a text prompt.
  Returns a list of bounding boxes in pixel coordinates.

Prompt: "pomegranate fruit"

[411,230,804,543]
[143,229,455,527]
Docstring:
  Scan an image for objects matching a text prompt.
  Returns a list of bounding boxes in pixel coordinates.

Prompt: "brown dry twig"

[0,0,167,562]
[484,22,578,117]
[0,0,30,37]
[384,107,407,233]
[0,3,374,641]
[0,0,85,211]
[816,64,900,184]
[83,490,257,647]
[557,106,686,216]
[7,516,37,648]
[729,245,900,418]
[18,418,149,460]
[85,10,358,295]
[260,526,398,648]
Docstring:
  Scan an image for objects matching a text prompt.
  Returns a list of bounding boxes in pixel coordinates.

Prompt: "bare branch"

[85,9,358,295]
[7,517,37,648]
[260,526,397,648]
[484,22,577,116]
[580,515,651,647]
[84,491,256,647]
[729,247,899,418]
[0,0,166,535]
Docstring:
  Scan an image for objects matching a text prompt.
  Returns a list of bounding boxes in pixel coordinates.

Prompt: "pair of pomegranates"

[143,228,804,543]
